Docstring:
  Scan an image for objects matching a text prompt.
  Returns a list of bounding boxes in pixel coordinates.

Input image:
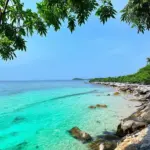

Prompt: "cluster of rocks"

[68,82,150,149]
[115,125,150,150]
[89,104,108,109]
[95,82,150,150]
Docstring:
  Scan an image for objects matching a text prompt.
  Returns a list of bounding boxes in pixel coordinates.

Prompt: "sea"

[0,81,139,150]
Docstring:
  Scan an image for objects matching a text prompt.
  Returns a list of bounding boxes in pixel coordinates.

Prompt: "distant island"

[72,78,85,80]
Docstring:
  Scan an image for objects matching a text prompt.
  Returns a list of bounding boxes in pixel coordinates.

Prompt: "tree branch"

[0,0,10,25]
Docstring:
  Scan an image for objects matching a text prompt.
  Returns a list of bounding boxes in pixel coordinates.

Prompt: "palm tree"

[147,57,150,65]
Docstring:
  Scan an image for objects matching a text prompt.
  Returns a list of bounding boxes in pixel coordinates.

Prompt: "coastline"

[90,82,150,150]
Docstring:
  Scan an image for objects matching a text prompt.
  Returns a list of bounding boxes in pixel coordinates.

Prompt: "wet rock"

[12,116,25,124]
[89,138,117,150]
[89,104,107,109]
[68,127,92,143]
[89,106,96,109]
[113,92,120,96]
[98,134,120,141]
[89,131,120,150]
[96,104,107,108]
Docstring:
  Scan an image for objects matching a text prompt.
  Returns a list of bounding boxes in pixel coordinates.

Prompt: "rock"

[115,126,150,150]
[89,131,120,150]
[107,94,111,96]
[116,120,147,137]
[89,104,107,109]
[116,103,150,137]
[12,116,25,124]
[10,141,28,150]
[113,92,120,96]
[136,87,150,95]
[98,134,120,141]
[68,127,92,143]
[89,106,97,109]
[89,138,117,150]
[96,104,107,108]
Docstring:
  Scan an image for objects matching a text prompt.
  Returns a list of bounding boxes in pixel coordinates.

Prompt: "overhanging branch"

[0,0,10,25]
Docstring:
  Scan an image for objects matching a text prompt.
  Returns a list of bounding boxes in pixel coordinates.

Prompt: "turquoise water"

[0,81,138,150]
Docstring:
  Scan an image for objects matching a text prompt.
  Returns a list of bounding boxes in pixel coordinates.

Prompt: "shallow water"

[0,81,139,150]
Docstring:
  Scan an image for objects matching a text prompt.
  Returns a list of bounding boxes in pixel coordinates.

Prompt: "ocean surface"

[0,81,138,150]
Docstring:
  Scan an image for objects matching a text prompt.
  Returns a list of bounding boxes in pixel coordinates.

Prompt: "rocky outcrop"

[115,126,150,150]
[91,82,150,150]
[116,102,150,137]
[68,127,92,143]
[89,134,120,150]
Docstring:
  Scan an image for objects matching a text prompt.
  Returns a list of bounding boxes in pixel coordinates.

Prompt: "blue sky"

[0,0,150,80]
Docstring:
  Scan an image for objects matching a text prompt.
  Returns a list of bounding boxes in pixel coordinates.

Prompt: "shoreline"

[90,82,150,150]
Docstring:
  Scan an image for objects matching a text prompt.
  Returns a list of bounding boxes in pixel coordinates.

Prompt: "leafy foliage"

[0,0,150,60]
[90,64,150,85]
[96,0,116,24]
[121,0,150,33]
[0,0,47,60]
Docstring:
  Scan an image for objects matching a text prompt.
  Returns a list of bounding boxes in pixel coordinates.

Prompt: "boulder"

[136,86,150,95]
[116,102,150,137]
[116,120,147,137]
[89,138,117,150]
[68,127,92,143]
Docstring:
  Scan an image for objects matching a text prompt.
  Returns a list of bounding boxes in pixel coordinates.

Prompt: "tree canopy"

[0,0,150,60]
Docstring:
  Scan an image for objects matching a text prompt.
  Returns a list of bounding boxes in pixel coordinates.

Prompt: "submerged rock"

[12,116,26,124]
[96,104,107,108]
[68,127,92,143]
[9,141,28,150]
[113,92,120,96]
[89,106,97,109]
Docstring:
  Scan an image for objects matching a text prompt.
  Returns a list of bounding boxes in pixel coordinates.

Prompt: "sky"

[0,0,150,80]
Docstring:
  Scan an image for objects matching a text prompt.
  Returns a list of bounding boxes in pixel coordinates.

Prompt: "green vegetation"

[0,0,150,60]
[90,63,150,85]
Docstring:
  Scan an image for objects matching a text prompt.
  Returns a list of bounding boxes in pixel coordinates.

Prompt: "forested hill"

[89,64,150,85]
